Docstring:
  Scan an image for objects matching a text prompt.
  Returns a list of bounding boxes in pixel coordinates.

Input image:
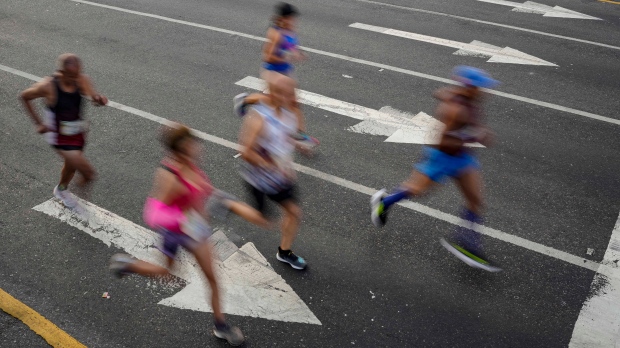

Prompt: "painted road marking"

[65,0,620,126]
[349,23,557,66]
[352,0,619,50]
[598,0,620,4]
[236,76,485,146]
[476,0,602,19]
[350,23,557,66]
[33,198,321,325]
[569,212,620,347]
[0,63,602,271]
[0,288,86,348]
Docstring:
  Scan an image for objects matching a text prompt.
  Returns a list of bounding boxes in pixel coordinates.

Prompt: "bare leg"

[278,200,301,250]
[59,160,77,188]
[227,200,272,229]
[292,99,306,133]
[56,150,96,186]
[454,169,484,214]
[126,258,172,277]
[372,170,436,227]
[447,168,493,262]
[401,170,435,197]
[191,242,225,323]
[56,149,96,201]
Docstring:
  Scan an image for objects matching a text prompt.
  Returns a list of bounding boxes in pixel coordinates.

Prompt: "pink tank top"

[143,161,213,233]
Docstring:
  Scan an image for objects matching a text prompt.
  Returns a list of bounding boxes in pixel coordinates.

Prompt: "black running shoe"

[276,250,307,270]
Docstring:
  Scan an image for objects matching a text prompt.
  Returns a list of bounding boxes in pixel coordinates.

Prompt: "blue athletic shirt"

[262,26,298,74]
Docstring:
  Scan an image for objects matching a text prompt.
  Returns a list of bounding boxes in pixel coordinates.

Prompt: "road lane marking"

[237,76,484,146]
[33,198,321,324]
[0,288,86,348]
[352,0,619,50]
[598,0,620,4]
[569,212,620,347]
[476,0,601,20]
[65,0,620,126]
[236,76,469,145]
[0,63,603,271]
[350,23,557,66]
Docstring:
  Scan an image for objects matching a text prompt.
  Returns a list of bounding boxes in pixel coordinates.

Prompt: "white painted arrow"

[476,0,602,20]
[33,198,321,325]
[235,76,483,146]
[570,211,620,347]
[349,23,557,66]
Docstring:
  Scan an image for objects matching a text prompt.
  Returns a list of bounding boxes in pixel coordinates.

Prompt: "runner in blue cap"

[370,66,501,272]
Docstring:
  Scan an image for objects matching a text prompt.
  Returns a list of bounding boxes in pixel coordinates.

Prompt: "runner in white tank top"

[239,74,307,270]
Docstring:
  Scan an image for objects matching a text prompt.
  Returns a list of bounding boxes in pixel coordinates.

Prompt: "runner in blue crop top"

[262,3,302,76]
[259,3,319,154]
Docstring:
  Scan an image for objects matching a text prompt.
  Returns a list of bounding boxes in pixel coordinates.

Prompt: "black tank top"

[48,77,82,122]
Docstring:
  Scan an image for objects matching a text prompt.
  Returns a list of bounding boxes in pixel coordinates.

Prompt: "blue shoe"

[276,251,307,270]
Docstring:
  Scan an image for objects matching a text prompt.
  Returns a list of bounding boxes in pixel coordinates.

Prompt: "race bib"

[181,210,212,242]
[59,120,87,136]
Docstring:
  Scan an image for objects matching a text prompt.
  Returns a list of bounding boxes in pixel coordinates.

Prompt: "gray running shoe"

[213,324,245,346]
[109,253,136,278]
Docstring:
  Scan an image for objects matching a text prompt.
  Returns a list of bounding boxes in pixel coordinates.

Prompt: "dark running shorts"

[53,145,84,151]
[247,183,296,214]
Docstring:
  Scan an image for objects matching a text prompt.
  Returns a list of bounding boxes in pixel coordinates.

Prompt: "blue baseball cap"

[452,66,499,89]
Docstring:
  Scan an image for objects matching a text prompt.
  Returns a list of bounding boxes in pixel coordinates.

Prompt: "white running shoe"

[53,185,77,208]
[233,92,250,118]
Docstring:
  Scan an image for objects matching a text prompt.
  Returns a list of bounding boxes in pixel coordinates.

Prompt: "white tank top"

[241,102,297,194]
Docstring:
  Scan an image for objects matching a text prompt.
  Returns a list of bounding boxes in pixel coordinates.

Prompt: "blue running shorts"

[415,147,479,183]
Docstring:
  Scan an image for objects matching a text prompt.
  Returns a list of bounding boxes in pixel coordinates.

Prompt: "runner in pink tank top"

[108,123,271,346]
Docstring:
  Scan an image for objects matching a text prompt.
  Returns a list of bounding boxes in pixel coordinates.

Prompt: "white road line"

[350,23,557,66]
[0,63,600,272]
[569,212,620,347]
[236,76,484,146]
[352,0,620,51]
[33,198,321,324]
[66,0,620,126]
[476,0,602,20]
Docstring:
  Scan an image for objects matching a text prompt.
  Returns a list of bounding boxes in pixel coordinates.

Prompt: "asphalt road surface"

[1,0,619,347]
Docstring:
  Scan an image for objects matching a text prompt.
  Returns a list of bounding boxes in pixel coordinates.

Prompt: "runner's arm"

[239,111,272,168]
[245,93,269,105]
[20,78,52,133]
[262,29,286,64]
[476,126,495,147]
[78,74,108,106]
